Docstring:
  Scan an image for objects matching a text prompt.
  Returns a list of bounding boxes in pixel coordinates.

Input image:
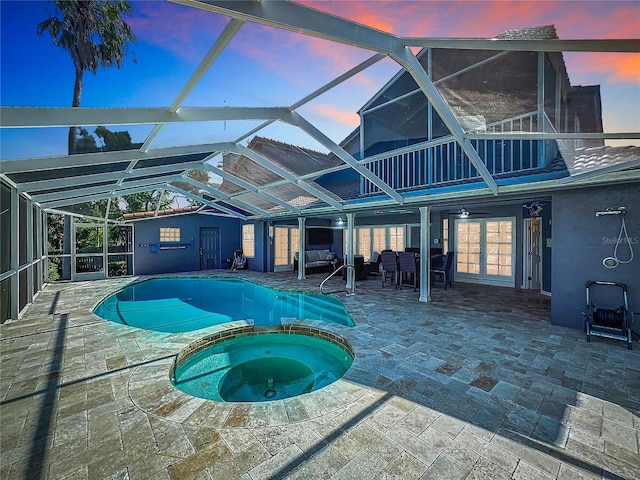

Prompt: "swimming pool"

[171,326,354,402]
[93,277,354,332]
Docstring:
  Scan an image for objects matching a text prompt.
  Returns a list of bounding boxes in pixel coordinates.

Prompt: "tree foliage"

[122,191,172,213]
[94,126,143,151]
[76,127,98,153]
[171,169,212,206]
[75,126,142,154]
[37,0,136,154]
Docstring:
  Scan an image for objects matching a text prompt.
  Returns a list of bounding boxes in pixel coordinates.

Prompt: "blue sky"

[1,0,639,161]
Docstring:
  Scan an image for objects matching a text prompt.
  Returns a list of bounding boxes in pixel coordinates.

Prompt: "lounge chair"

[365,251,381,275]
[231,249,248,270]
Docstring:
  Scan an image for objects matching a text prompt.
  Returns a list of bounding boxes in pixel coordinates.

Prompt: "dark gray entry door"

[200,227,221,270]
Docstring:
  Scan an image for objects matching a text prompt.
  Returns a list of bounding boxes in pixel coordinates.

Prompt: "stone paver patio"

[1,271,639,480]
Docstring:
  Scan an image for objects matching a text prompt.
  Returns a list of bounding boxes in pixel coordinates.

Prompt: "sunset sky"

[1,0,639,160]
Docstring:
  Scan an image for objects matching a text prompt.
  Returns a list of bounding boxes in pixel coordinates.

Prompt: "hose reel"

[592,305,625,328]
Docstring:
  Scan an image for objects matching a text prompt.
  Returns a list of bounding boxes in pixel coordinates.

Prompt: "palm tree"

[38,0,136,155]
[38,1,136,280]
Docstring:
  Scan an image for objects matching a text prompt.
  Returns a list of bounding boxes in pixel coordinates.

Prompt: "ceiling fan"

[446,207,490,218]
[523,201,545,217]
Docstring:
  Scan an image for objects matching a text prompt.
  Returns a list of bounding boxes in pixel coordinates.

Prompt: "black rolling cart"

[583,281,634,350]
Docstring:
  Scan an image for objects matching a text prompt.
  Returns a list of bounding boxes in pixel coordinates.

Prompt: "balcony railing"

[361,112,546,195]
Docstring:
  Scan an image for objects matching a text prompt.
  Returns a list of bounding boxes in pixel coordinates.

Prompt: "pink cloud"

[567,52,640,84]
[298,1,639,83]
[129,1,638,87]
[309,103,361,127]
[298,1,639,40]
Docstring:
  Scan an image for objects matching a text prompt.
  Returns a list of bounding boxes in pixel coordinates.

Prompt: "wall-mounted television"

[307,227,333,245]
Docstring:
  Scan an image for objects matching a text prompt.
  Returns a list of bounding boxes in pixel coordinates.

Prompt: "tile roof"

[247,136,342,176]
[563,145,640,176]
[122,205,201,220]
[495,25,558,40]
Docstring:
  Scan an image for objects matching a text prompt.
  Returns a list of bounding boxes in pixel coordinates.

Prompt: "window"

[442,218,449,253]
[290,228,299,264]
[372,228,386,253]
[389,227,404,251]
[242,224,255,257]
[345,226,405,256]
[343,227,355,256]
[358,228,371,258]
[160,227,180,242]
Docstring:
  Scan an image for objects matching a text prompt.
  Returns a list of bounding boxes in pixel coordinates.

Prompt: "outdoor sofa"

[293,249,336,274]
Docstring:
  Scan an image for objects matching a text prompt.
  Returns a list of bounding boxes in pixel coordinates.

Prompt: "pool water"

[172,332,353,402]
[93,277,354,332]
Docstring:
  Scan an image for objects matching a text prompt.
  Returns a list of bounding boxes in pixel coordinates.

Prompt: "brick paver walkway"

[1,271,638,479]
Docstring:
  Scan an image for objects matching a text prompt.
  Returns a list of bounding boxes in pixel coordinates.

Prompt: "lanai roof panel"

[0,2,637,220]
[220,151,286,187]
[261,183,325,209]
[233,192,288,214]
[6,162,131,184]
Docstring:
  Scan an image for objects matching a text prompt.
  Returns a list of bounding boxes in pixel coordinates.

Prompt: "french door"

[455,217,515,287]
[274,226,299,272]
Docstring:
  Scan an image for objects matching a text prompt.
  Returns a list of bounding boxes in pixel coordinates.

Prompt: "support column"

[102,223,108,279]
[297,217,306,280]
[36,207,43,292]
[419,206,431,303]
[10,186,19,320]
[26,198,33,303]
[537,51,546,167]
[345,213,355,292]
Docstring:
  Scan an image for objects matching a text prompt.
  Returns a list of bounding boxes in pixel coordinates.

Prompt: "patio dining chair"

[431,251,454,289]
[398,252,418,291]
[380,250,399,288]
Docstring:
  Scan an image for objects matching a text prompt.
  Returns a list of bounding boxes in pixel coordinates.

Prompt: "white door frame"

[274,226,299,272]
[455,216,516,287]
[522,217,542,291]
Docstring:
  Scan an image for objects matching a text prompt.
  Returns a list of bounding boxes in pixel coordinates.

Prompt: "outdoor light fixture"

[459,208,470,218]
[337,217,344,225]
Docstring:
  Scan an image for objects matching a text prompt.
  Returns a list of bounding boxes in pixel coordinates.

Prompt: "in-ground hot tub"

[171,326,354,402]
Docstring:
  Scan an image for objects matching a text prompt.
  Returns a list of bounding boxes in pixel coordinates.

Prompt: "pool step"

[275,294,350,325]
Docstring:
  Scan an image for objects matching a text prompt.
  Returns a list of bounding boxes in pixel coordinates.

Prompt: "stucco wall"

[551,183,640,333]
[133,215,243,275]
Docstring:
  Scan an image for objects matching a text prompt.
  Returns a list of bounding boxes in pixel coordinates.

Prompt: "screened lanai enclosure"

[1,1,639,323]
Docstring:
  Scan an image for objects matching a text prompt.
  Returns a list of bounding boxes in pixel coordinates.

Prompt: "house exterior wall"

[133,215,242,275]
[551,183,640,333]
[253,221,269,272]
[540,205,553,293]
